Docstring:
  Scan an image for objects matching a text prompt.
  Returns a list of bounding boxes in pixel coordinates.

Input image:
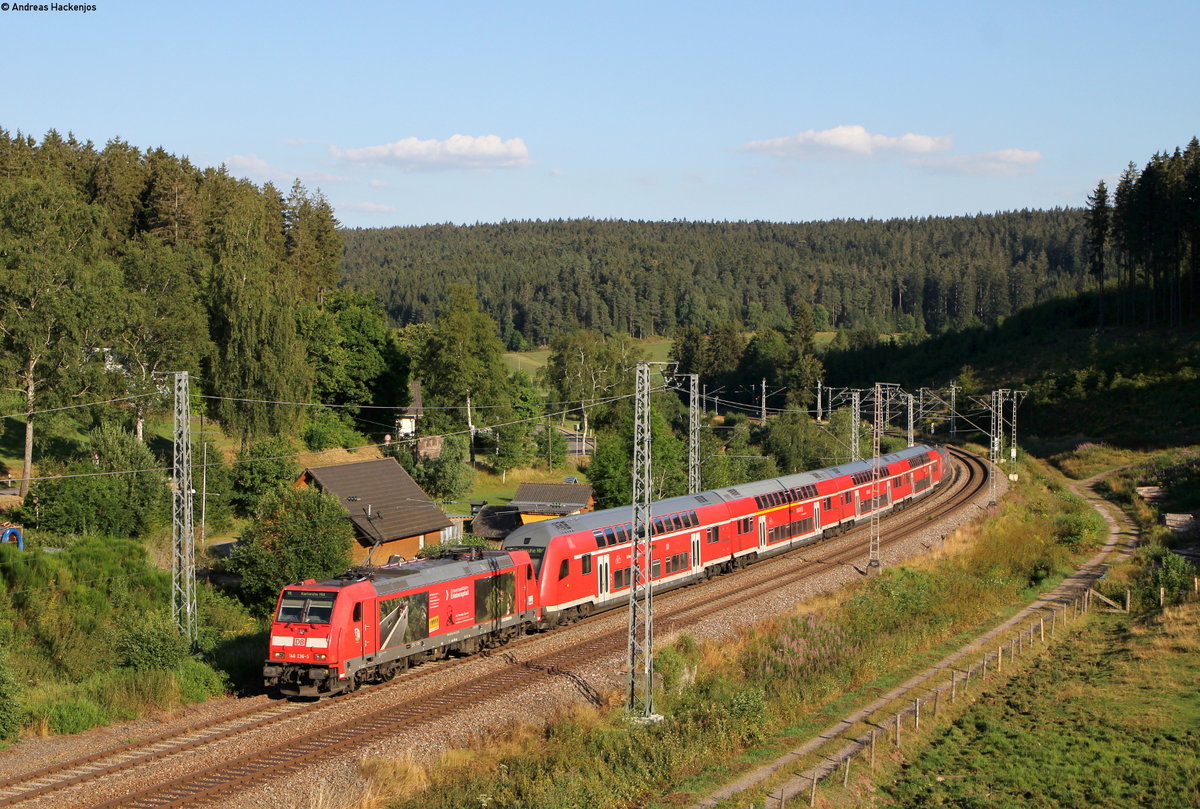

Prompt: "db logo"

[293,637,307,647]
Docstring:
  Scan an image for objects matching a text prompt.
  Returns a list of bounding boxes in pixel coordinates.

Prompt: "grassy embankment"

[336,447,1107,809]
[873,605,1200,809]
[818,445,1200,809]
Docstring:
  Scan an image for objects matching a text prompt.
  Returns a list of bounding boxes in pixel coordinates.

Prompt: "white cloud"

[330,134,533,171]
[742,125,952,159]
[222,153,354,186]
[368,179,387,188]
[908,149,1043,177]
[338,201,397,213]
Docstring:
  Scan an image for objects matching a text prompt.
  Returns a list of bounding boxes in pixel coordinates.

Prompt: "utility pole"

[760,378,767,424]
[171,372,197,644]
[949,382,959,438]
[687,374,701,494]
[466,391,476,466]
[816,379,823,422]
[906,393,915,447]
[627,361,660,721]
[868,382,884,572]
[850,390,862,462]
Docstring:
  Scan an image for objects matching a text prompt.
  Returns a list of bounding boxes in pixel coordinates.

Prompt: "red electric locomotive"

[502,444,946,625]
[264,547,538,696]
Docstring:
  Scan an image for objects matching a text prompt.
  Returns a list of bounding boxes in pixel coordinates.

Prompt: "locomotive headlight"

[314,653,327,660]
[273,652,285,659]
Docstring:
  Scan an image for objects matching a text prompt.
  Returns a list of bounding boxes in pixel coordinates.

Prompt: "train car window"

[559,559,570,580]
[672,514,684,531]
[824,497,833,510]
[602,527,615,546]
[682,551,689,567]
[690,510,699,526]
[592,529,604,546]
[651,559,661,579]
[707,525,719,543]
[651,517,663,535]
[844,492,853,505]
[582,555,592,575]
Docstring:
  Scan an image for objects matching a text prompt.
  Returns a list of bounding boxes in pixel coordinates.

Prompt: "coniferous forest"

[341,212,1091,346]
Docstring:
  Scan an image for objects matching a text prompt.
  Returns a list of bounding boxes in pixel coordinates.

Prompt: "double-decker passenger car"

[501,444,946,625]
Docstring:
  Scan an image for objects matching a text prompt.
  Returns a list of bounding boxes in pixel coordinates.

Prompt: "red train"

[264,444,946,696]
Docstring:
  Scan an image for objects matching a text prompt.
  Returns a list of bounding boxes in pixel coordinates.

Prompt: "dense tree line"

[341,211,1088,346]
[0,128,407,501]
[1086,137,1200,328]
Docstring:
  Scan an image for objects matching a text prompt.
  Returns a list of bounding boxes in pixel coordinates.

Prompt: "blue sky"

[3,0,1197,228]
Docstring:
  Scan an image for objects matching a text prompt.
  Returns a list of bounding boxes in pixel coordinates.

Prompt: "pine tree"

[1085,180,1110,326]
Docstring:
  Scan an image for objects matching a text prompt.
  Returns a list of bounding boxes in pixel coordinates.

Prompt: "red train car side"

[502,444,947,625]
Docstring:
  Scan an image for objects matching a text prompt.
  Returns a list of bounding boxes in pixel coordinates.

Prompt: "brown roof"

[510,482,594,514]
[300,458,451,546]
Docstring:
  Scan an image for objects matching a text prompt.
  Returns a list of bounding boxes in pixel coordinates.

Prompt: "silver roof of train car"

[504,444,938,549]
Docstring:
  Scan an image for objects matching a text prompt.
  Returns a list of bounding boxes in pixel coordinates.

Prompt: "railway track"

[0,446,989,809]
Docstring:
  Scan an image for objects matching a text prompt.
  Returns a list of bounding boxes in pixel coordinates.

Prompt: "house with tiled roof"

[295,458,458,564]
[471,482,595,541]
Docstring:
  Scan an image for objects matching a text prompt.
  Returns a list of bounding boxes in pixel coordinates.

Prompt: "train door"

[757,515,767,550]
[813,501,821,534]
[691,532,701,573]
[350,600,367,660]
[598,556,610,602]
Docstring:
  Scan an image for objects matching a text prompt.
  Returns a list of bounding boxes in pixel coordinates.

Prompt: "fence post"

[870,728,876,770]
[1051,609,1056,636]
[982,654,988,679]
[809,774,817,806]
[934,688,940,717]
[895,713,901,746]
[1160,587,1166,608]
[1040,617,1044,642]
[950,671,957,702]
[997,646,1003,673]
[1126,590,1131,613]
[843,754,851,787]
[914,698,920,730]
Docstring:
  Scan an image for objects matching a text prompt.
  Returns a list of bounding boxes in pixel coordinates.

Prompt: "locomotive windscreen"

[276,590,338,624]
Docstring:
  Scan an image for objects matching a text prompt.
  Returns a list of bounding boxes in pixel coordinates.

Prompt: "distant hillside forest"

[341,211,1091,346]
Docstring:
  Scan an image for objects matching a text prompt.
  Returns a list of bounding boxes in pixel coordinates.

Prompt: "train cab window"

[582,555,593,575]
[527,564,534,580]
[559,559,570,580]
[277,590,337,625]
[352,602,362,622]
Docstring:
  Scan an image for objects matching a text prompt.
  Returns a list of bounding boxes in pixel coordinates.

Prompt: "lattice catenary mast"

[627,361,658,719]
[171,371,197,643]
